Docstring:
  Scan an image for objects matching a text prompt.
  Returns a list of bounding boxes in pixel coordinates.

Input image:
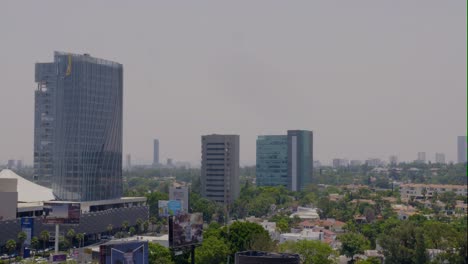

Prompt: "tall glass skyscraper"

[256,136,288,187]
[34,52,123,201]
[255,130,313,191]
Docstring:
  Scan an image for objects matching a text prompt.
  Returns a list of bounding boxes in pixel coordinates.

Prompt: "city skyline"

[0,1,466,165]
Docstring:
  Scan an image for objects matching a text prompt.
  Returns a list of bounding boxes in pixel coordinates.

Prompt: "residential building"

[332,158,348,168]
[365,158,382,167]
[153,139,160,165]
[287,130,313,191]
[458,136,467,163]
[400,183,468,200]
[256,135,288,187]
[34,52,123,201]
[126,154,132,170]
[201,134,240,204]
[416,152,426,163]
[350,160,362,167]
[435,153,445,164]
[389,155,398,165]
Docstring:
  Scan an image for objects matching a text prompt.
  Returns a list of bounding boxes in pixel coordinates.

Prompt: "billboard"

[169,186,189,212]
[168,213,203,248]
[50,254,67,263]
[21,217,34,246]
[158,200,169,217]
[43,202,80,224]
[99,241,148,264]
[168,200,182,216]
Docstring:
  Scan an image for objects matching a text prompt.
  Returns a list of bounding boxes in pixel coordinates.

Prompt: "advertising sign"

[168,213,203,248]
[167,200,182,216]
[21,217,34,246]
[50,254,67,263]
[169,187,189,212]
[43,202,80,225]
[99,241,148,264]
[158,200,169,217]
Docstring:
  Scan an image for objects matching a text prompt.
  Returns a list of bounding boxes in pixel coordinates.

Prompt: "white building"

[400,183,467,200]
[290,207,320,220]
[279,229,323,243]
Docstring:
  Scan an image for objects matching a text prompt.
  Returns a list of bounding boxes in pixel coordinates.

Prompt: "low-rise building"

[400,184,467,200]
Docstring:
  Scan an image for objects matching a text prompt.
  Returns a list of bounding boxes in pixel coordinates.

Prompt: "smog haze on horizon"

[0,0,466,166]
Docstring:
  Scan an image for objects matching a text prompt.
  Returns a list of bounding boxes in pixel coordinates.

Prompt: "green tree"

[5,240,16,263]
[66,229,75,248]
[136,218,143,234]
[75,233,84,248]
[107,224,113,236]
[148,242,173,264]
[122,221,129,232]
[129,227,136,236]
[17,231,27,257]
[221,221,273,254]
[339,232,370,258]
[39,230,50,256]
[279,240,336,264]
[195,236,229,264]
[143,221,149,233]
[146,192,169,218]
[30,237,40,251]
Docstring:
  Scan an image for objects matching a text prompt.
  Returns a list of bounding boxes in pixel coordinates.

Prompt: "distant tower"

[389,155,398,166]
[153,139,160,165]
[435,153,445,164]
[457,136,467,164]
[126,154,132,170]
[417,152,426,163]
[201,134,240,204]
[7,160,15,169]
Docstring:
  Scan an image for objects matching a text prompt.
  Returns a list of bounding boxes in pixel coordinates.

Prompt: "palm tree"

[17,231,27,257]
[66,229,75,248]
[122,221,129,232]
[31,237,40,252]
[107,224,113,236]
[129,227,136,236]
[136,218,143,234]
[39,230,50,257]
[6,239,16,264]
[75,233,84,248]
[143,220,149,233]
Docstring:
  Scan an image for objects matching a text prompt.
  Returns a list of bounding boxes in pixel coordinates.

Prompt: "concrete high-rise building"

[416,152,426,163]
[458,136,467,164]
[256,135,288,187]
[435,153,445,164]
[201,134,240,204]
[126,154,132,170]
[153,139,160,165]
[34,52,123,201]
[6,160,15,169]
[389,155,398,165]
[350,160,362,167]
[287,130,313,191]
[332,158,348,168]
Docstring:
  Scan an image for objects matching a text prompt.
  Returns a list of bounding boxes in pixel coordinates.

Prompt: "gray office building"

[458,136,467,164]
[34,52,123,201]
[153,139,160,165]
[201,134,240,204]
[287,130,313,191]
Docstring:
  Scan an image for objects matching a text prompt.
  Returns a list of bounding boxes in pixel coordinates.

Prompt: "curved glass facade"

[34,52,123,201]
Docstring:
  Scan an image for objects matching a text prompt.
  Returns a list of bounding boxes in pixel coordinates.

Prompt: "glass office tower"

[34,52,123,201]
[256,135,288,187]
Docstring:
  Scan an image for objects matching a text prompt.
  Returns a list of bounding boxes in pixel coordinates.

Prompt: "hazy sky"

[0,1,466,166]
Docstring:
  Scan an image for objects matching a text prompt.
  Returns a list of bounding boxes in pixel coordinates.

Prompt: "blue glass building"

[256,136,288,187]
[34,52,123,201]
[256,130,313,191]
